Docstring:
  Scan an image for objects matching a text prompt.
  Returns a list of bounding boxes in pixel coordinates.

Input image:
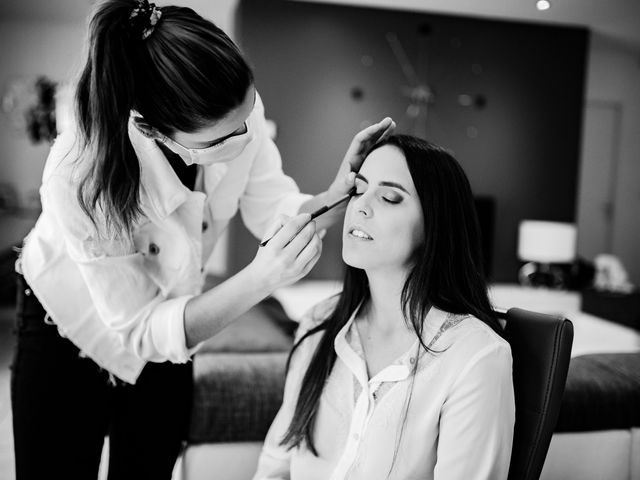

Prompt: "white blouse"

[19,92,311,383]
[253,298,515,480]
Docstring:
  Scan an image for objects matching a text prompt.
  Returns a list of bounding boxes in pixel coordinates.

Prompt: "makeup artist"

[10,1,394,479]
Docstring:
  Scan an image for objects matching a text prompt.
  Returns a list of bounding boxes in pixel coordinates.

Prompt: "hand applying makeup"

[298,117,396,231]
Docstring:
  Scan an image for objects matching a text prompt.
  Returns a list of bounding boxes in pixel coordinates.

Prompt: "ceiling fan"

[385,30,434,139]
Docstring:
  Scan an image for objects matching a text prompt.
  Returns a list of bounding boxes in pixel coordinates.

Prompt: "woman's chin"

[342,248,370,270]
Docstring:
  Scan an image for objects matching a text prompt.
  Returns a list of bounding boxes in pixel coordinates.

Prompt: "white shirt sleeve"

[434,342,515,480]
[239,94,312,239]
[42,176,195,364]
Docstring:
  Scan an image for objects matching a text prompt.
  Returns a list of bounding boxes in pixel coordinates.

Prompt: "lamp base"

[518,262,566,289]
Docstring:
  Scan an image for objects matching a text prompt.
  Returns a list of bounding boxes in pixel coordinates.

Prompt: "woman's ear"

[132,116,159,139]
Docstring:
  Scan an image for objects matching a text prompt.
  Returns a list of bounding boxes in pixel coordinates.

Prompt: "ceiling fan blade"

[386,32,420,87]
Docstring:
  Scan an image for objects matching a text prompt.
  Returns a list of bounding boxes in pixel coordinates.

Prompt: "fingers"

[345,117,396,172]
[366,117,396,147]
[266,213,312,250]
[260,214,289,246]
[342,171,356,189]
[284,219,316,259]
[262,214,288,242]
[328,117,395,200]
[294,232,323,277]
[354,117,395,144]
[377,118,396,144]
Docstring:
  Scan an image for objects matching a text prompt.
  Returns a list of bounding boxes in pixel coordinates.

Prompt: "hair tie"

[129,0,162,40]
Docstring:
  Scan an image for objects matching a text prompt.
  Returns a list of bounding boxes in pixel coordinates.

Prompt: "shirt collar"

[334,304,453,386]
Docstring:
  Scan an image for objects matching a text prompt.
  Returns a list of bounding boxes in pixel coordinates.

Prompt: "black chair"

[494,307,574,480]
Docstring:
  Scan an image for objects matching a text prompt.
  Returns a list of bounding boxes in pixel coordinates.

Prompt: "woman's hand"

[248,213,323,293]
[327,117,396,199]
[185,214,323,347]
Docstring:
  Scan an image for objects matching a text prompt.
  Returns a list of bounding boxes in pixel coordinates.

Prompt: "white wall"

[0,20,86,208]
[1,2,638,282]
[582,35,640,283]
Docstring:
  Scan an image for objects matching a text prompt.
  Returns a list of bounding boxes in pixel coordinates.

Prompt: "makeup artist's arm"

[183,213,321,348]
[298,117,395,231]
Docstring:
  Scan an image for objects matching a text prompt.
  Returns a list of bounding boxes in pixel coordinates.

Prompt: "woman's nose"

[353,194,372,217]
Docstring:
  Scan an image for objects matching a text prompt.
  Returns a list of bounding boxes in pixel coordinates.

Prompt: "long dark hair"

[75,0,253,234]
[280,135,500,456]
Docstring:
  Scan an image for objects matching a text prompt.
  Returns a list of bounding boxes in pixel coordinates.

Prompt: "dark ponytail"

[75,0,253,235]
[76,0,140,235]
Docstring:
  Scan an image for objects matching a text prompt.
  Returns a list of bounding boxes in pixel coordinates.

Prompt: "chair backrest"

[495,307,574,480]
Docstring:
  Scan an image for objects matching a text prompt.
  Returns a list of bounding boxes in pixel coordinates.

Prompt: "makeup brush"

[259,188,356,247]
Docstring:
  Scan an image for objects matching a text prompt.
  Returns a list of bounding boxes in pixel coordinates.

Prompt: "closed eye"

[353,177,403,204]
[352,191,402,204]
[380,186,403,204]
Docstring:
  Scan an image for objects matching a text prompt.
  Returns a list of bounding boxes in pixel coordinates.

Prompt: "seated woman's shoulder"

[310,294,340,320]
[443,313,512,361]
[295,294,340,342]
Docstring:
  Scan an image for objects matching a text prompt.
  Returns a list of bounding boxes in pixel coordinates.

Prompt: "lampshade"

[518,221,577,263]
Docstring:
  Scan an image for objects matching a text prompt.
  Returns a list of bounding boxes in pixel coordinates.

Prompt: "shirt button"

[149,243,160,255]
[352,433,360,441]
[409,357,416,364]
[202,221,209,232]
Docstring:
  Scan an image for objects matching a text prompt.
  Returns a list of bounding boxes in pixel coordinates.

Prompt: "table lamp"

[517,220,577,288]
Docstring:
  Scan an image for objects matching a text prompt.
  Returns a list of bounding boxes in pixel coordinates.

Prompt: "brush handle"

[259,189,354,247]
[309,205,329,220]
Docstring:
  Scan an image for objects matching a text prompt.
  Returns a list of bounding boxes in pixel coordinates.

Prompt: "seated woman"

[253,135,515,480]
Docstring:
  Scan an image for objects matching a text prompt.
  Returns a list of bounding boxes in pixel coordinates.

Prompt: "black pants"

[10,274,193,480]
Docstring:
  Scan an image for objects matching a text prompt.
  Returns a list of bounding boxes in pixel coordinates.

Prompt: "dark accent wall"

[229,0,588,282]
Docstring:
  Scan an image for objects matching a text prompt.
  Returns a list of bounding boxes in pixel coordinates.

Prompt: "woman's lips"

[347,226,373,240]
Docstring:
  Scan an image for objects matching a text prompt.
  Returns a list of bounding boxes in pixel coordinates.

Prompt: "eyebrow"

[355,172,410,194]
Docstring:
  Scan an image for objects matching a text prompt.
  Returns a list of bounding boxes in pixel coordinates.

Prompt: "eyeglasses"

[157,121,249,153]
